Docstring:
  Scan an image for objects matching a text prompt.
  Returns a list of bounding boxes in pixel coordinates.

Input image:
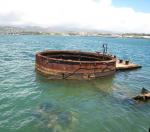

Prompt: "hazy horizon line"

[1,25,150,34]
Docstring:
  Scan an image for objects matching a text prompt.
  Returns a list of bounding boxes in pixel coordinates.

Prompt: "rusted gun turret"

[133,88,150,101]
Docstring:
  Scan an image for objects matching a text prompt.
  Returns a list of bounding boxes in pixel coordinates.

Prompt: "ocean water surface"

[0,35,150,132]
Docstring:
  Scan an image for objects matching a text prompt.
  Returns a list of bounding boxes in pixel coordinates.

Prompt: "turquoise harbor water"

[0,35,150,132]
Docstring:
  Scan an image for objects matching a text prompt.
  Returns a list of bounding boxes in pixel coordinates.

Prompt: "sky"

[112,0,150,13]
[0,0,150,33]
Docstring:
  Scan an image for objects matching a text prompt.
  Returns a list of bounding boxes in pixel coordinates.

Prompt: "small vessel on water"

[35,50,116,79]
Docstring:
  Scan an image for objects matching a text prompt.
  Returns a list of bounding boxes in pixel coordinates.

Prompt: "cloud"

[0,12,22,26]
[0,0,150,33]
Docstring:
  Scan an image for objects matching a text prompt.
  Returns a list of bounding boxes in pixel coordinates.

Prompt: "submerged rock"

[133,88,150,102]
[33,102,78,132]
[39,102,58,113]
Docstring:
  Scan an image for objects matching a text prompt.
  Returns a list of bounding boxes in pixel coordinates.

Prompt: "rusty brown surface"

[35,50,116,79]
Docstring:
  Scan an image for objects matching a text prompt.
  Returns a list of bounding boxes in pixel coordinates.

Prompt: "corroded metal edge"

[36,64,116,80]
[35,50,116,79]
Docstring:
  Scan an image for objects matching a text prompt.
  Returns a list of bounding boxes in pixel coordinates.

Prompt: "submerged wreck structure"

[36,50,116,79]
[35,44,141,79]
[133,88,150,102]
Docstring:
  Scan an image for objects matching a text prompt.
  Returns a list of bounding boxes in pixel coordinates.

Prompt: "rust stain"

[35,50,116,79]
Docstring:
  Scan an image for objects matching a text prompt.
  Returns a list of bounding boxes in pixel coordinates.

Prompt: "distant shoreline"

[0,26,150,39]
[0,32,150,39]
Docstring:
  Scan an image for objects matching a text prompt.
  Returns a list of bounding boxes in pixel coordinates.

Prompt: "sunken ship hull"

[36,50,116,79]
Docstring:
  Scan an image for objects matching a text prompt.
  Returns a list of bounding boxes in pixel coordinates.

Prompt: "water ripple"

[0,35,150,132]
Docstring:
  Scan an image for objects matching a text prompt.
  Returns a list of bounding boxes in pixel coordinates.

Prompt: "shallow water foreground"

[0,35,150,132]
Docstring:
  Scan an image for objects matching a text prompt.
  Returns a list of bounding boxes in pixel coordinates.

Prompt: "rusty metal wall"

[35,51,116,79]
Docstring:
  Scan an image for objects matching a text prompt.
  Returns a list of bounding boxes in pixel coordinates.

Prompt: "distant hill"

[0,26,49,35]
[0,26,113,35]
[0,26,150,39]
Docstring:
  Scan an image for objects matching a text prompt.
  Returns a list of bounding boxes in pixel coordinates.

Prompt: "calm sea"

[0,35,150,132]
